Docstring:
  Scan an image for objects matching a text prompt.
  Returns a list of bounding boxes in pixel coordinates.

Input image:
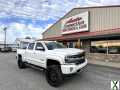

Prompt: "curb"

[88,60,120,69]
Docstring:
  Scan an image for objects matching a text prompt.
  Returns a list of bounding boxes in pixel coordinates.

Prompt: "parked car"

[0,47,12,52]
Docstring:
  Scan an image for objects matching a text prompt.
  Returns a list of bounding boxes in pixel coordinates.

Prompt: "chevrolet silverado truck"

[16,41,87,87]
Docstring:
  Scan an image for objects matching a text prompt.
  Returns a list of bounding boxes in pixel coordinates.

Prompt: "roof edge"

[42,5,120,35]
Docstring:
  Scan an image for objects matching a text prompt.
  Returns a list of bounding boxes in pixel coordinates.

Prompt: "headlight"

[65,56,72,63]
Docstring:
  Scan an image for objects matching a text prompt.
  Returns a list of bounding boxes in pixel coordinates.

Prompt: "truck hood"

[47,48,84,56]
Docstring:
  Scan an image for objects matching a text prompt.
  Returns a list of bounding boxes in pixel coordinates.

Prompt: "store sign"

[61,11,89,34]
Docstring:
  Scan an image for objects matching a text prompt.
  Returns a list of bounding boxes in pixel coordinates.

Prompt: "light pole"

[3,27,7,48]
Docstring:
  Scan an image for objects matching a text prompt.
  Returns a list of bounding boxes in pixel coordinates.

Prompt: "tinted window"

[35,42,44,50]
[28,43,35,50]
[45,42,65,50]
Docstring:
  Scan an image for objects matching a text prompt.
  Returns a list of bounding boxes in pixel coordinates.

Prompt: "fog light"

[70,67,73,72]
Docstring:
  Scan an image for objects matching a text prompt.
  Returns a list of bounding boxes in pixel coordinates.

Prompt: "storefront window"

[67,42,77,48]
[67,42,74,48]
[108,40,120,54]
[91,40,120,54]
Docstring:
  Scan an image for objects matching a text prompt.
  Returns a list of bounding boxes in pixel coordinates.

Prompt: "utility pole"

[3,27,7,48]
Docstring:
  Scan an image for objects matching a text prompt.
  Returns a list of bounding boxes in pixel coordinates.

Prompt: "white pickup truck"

[16,41,87,87]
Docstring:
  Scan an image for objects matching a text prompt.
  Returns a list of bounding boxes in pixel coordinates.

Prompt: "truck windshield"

[45,42,66,50]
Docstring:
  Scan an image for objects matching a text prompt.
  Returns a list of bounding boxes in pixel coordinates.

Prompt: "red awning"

[42,28,120,41]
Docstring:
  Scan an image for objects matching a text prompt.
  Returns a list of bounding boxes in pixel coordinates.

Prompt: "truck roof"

[37,41,56,43]
[29,40,56,43]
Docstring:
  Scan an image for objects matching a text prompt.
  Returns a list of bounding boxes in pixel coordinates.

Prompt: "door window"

[35,42,45,51]
[28,43,35,50]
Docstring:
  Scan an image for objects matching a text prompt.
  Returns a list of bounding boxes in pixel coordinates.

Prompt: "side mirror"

[36,46,45,51]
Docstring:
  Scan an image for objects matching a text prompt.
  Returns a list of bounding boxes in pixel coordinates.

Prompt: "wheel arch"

[46,59,61,68]
[17,54,22,58]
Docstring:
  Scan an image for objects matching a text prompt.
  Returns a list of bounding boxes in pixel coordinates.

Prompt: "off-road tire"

[46,65,63,87]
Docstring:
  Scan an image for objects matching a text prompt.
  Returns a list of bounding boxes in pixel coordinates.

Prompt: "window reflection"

[91,40,120,54]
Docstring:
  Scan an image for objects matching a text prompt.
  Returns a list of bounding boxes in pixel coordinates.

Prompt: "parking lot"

[0,52,120,90]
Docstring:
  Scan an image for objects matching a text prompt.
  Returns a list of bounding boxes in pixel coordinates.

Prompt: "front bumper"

[61,59,87,74]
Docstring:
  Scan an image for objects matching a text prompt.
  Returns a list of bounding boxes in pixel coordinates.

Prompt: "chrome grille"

[67,52,85,58]
[65,52,85,64]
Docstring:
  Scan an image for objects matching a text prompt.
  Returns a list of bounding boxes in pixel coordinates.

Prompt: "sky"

[0,0,120,44]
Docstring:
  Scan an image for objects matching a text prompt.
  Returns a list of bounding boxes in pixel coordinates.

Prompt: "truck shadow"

[62,67,88,84]
[20,64,89,88]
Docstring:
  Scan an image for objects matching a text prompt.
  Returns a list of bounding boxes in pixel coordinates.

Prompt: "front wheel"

[46,65,63,87]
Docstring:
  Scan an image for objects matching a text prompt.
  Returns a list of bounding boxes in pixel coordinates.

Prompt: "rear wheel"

[46,65,63,87]
[17,56,26,69]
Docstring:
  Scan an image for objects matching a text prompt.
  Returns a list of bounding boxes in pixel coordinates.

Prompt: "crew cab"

[16,41,87,87]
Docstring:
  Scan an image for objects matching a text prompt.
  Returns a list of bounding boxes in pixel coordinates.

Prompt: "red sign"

[61,12,89,34]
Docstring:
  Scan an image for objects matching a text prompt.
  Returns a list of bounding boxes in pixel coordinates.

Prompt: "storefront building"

[42,5,120,63]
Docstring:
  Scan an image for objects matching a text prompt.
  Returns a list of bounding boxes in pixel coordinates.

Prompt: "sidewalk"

[88,60,120,69]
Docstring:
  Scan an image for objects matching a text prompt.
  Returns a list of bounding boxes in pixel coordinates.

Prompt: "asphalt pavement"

[0,52,120,90]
